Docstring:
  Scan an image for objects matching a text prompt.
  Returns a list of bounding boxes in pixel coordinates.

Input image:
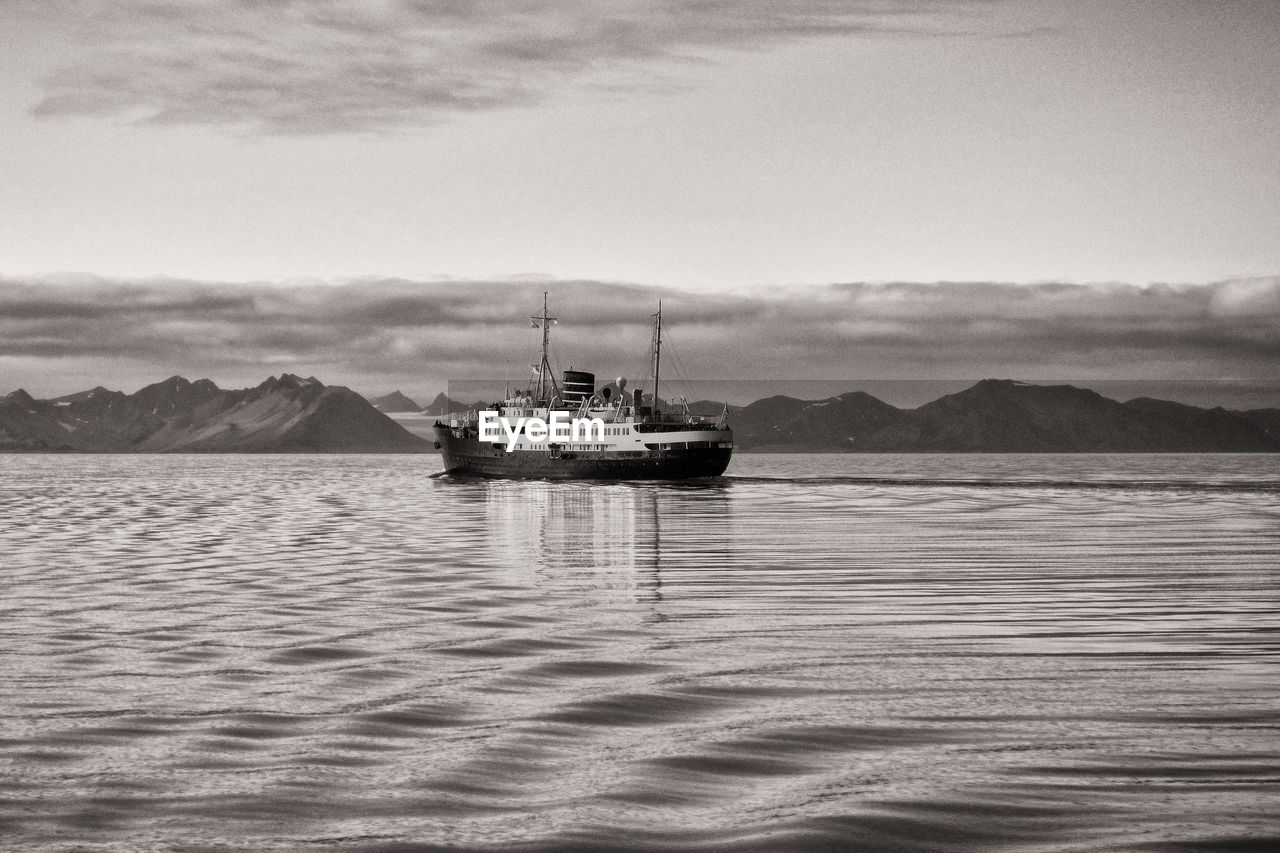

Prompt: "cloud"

[3,275,1279,401]
[22,0,1000,133]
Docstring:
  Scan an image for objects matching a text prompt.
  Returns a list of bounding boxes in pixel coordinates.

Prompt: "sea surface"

[2,454,1279,852]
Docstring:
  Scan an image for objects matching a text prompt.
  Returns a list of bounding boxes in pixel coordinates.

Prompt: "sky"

[1,1,1278,402]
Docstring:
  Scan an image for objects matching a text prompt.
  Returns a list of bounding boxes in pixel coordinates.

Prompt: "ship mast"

[651,300,662,413]
[531,292,558,403]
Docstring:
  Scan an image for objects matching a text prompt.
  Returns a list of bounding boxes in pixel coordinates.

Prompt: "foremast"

[651,299,662,414]
[530,291,559,404]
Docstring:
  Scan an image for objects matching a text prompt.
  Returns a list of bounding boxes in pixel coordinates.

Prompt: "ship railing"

[441,410,481,427]
[636,411,711,425]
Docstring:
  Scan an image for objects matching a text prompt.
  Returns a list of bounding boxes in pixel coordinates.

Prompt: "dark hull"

[434,427,731,480]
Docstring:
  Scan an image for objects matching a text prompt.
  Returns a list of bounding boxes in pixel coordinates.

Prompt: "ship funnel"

[562,370,594,406]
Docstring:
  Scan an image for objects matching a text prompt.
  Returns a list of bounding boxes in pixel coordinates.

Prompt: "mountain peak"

[136,375,190,394]
[4,388,35,405]
[965,378,1035,393]
[836,390,900,407]
[945,379,1101,402]
[424,392,474,414]
[369,390,422,413]
[257,373,323,392]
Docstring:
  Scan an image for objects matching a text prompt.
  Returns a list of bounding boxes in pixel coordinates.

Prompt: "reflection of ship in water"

[482,482,732,609]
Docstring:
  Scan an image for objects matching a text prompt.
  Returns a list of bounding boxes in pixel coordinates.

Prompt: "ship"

[433,295,733,479]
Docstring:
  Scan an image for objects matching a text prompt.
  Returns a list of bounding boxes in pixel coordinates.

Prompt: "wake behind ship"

[434,297,733,479]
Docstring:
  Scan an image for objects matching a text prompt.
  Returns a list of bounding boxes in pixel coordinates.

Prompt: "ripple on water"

[1,453,1278,851]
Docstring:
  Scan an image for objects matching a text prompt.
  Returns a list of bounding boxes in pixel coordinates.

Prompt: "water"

[2,454,1278,852]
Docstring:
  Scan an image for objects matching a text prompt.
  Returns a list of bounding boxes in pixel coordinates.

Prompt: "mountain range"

[3,376,1277,453]
[0,375,429,452]
[720,379,1280,452]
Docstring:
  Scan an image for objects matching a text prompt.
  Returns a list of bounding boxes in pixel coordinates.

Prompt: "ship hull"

[434,426,732,480]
